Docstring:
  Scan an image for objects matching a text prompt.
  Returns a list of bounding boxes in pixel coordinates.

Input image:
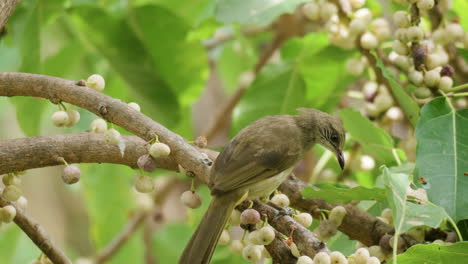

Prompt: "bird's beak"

[337,151,345,170]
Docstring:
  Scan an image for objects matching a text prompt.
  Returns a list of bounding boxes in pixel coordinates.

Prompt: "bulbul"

[180,108,346,264]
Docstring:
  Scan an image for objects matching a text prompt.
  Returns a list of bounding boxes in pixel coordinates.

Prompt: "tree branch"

[0,0,20,31]
[0,72,210,181]
[0,197,71,264]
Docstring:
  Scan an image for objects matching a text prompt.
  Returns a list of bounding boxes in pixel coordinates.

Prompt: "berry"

[51,111,69,127]
[137,155,157,172]
[406,26,424,42]
[432,29,448,45]
[330,251,347,264]
[346,58,366,76]
[394,56,411,71]
[438,76,453,91]
[62,165,81,184]
[417,0,435,11]
[370,18,389,31]
[355,248,370,264]
[393,11,410,28]
[256,225,275,245]
[289,242,301,257]
[412,45,427,70]
[379,234,393,252]
[230,240,244,254]
[313,252,331,264]
[302,2,320,21]
[414,87,432,99]
[320,3,338,20]
[135,175,155,193]
[127,102,141,112]
[360,32,378,49]
[424,69,441,87]
[148,142,171,158]
[180,190,201,208]
[2,174,21,186]
[360,155,375,171]
[363,81,378,101]
[242,244,263,262]
[314,220,338,241]
[2,185,21,201]
[218,229,231,245]
[297,255,314,264]
[65,109,80,127]
[392,40,409,56]
[90,119,107,133]
[240,209,261,225]
[408,70,424,85]
[395,28,408,43]
[366,256,380,264]
[87,74,105,92]
[239,71,255,88]
[105,128,121,145]
[368,246,385,261]
[355,8,372,23]
[440,65,455,77]
[271,193,290,207]
[0,205,16,222]
[329,206,347,226]
[446,23,464,41]
[15,196,28,210]
[349,19,367,35]
[374,94,393,112]
[294,212,313,228]
[386,107,404,121]
[229,209,241,226]
[350,0,365,9]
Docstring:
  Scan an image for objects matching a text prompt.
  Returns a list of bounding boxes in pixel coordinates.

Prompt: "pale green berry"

[368,245,385,261]
[15,196,28,210]
[52,111,69,127]
[349,19,367,35]
[354,8,372,23]
[302,2,320,20]
[127,102,141,112]
[346,58,366,76]
[2,185,21,201]
[424,69,441,87]
[414,87,432,99]
[135,175,154,193]
[438,76,453,91]
[87,74,105,92]
[218,229,231,245]
[446,23,464,40]
[408,70,424,86]
[392,40,409,55]
[229,209,241,226]
[290,242,301,257]
[65,109,80,127]
[90,119,107,133]
[360,32,378,49]
[394,55,411,71]
[393,11,410,28]
[330,251,347,264]
[148,142,171,158]
[271,193,290,207]
[105,128,121,145]
[256,225,275,245]
[417,0,435,11]
[0,205,16,222]
[350,0,365,9]
[180,190,201,208]
[314,252,331,264]
[329,206,347,227]
[406,26,424,42]
[62,165,81,184]
[262,247,271,258]
[294,213,313,228]
[242,245,263,262]
[395,28,408,43]
[366,256,381,264]
[320,3,338,20]
[230,240,244,254]
[355,248,370,264]
[297,255,314,264]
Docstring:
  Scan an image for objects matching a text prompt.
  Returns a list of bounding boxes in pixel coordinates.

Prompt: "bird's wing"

[210,118,302,193]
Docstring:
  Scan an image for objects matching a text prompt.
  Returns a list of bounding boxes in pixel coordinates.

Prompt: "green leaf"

[232,62,307,134]
[9,98,47,136]
[453,0,468,30]
[81,164,144,263]
[129,5,209,105]
[0,225,21,263]
[397,242,468,264]
[340,109,397,165]
[215,0,309,26]
[375,57,420,126]
[142,0,214,26]
[70,6,180,127]
[415,97,468,222]
[302,183,387,204]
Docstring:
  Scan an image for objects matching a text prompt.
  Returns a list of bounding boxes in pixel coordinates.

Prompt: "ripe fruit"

[329,206,347,226]
[148,142,171,158]
[65,109,80,127]
[135,175,155,193]
[302,2,320,21]
[2,185,21,201]
[0,205,16,222]
[294,212,313,228]
[127,102,141,112]
[242,244,263,262]
[137,154,157,172]
[393,11,410,28]
[360,32,378,49]
[230,240,244,254]
[218,229,231,245]
[240,208,261,224]
[90,119,107,133]
[330,251,347,264]
[271,193,290,207]
[438,76,453,91]
[297,255,314,264]
[52,111,69,127]
[105,128,121,145]
[180,190,202,208]
[313,252,331,264]
[62,165,81,184]
[256,225,275,245]
[87,74,105,92]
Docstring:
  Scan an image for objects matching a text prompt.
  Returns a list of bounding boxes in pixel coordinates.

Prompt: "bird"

[179,108,346,264]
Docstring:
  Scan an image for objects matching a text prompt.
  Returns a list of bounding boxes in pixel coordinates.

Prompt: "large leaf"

[302,183,387,204]
[129,5,208,105]
[232,62,307,134]
[70,6,180,126]
[340,109,397,165]
[81,164,144,263]
[415,97,468,222]
[375,57,420,126]
[215,0,309,25]
[396,242,468,264]
[0,225,21,263]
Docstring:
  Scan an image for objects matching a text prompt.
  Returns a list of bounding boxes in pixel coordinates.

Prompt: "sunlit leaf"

[396,242,468,264]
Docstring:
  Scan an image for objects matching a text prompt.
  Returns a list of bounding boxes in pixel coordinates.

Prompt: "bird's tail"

[179,191,242,264]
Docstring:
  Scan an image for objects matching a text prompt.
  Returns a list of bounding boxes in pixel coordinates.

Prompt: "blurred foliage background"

[0,0,467,263]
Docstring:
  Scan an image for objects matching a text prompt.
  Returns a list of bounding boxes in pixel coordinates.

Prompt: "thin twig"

[94,211,147,264]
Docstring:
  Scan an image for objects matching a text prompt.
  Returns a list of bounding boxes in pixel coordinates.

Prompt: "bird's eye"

[330,134,339,143]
